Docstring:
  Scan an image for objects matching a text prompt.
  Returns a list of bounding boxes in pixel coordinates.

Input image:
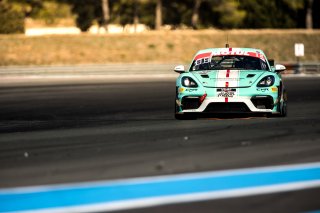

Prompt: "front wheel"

[279,89,288,117]
[271,89,287,118]
[174,99,196,120]
[279,100,287,117]
[175,113,197,120]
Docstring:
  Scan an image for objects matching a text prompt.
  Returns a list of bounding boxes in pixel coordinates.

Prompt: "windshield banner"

[195,49,266,62]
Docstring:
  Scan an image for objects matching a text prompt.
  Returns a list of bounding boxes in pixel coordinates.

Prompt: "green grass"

[1,29,319,66]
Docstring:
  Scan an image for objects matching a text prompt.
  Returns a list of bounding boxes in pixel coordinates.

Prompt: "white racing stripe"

[216,70,240,102]
[216,70,240,87]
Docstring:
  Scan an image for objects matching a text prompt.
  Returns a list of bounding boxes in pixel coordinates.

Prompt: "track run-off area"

[0,64,320,212]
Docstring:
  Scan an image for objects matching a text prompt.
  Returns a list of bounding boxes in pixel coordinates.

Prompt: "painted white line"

[15,181,320,213]
[1,162,320,213]
[2,161,320,193]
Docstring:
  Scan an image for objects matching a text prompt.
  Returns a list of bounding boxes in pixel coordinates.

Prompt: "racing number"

[196,57,211,65]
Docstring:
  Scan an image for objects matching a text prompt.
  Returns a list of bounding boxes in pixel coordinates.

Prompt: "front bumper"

[178,96,276,114]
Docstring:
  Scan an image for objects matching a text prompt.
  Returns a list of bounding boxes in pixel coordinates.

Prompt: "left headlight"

[257,75,275,87]
[181,76,198,87]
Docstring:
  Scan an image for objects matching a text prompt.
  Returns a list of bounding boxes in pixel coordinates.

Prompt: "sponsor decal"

[194,52,212,65]
[218,92,235,98]
[217,78,239,81]
[195,52,212,60]
[257,88,269,92]
[217,88,236,98]
[211,50,266,62]
[185,88,198,92]
[217,88,236,92]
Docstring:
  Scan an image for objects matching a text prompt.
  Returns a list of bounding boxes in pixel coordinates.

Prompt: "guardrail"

[282,63,320,74]
[0,64,176,76]
[0,63,319,76]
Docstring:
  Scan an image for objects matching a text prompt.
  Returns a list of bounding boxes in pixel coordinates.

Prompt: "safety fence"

[0,63,319,76]
[282,63,320,74]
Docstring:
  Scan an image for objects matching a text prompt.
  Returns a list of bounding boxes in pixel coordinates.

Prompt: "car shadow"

[196,113,269,120]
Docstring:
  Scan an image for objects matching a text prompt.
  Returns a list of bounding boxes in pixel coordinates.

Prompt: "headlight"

[182,77,198,87]
[257,75,275,87]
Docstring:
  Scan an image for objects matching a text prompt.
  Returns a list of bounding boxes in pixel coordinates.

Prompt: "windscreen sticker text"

[212,51,266,62]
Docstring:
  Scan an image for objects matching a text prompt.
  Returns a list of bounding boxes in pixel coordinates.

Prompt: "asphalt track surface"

[0,75,320,212]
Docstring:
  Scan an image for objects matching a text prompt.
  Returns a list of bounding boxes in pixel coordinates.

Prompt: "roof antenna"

[225,34,229,48]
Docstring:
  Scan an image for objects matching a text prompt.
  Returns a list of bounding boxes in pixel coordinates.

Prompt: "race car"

[174,47,287,119]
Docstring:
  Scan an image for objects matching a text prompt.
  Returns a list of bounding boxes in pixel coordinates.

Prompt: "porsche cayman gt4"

[174,47,287,119]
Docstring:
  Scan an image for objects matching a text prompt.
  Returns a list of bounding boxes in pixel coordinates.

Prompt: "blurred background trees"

[0,0,318,33]
[0,1,25,33]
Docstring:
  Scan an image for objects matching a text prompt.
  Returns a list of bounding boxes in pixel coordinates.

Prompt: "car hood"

[192,70,266,87]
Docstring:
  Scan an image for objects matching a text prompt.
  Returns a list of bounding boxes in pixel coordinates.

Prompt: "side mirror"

[174,65,185,73]
[268,59,274,67]
[275,64,286,72]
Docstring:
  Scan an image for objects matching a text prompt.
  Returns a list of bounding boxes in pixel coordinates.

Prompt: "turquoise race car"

[174,47,287,119]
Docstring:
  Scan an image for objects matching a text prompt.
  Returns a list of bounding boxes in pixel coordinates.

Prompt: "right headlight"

[181,77,198,88]
[257,75,275,87]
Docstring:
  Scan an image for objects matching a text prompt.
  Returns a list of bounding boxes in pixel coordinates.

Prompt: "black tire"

[175,113,185,120]
[271,89,287,118]
[279,89,287,117]
[279,100,287,117]
[174,99,196,120]
[175,113,197,120]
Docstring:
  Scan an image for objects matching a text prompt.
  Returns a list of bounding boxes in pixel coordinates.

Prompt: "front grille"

[251,96,274,109]
[181,97,200,110]
[204,103,250,113]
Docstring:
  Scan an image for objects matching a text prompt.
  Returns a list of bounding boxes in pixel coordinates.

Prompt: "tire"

[174,99,196,120]
[175,113,196,120]
[279,100,287,117]
[272,89,287,117]
[175,113,186,120]
[279,89,287,117]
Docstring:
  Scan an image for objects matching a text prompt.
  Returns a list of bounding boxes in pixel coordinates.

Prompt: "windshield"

[190,55,269,71]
